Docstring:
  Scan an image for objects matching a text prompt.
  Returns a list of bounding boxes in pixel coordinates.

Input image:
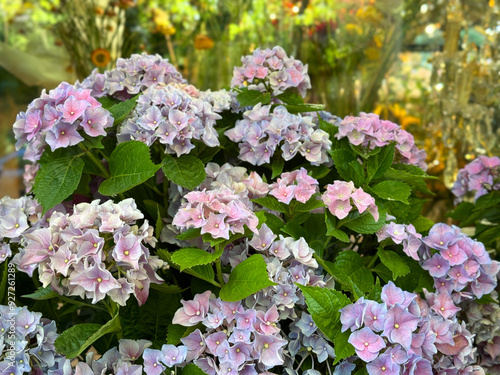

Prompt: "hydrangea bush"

[2,47,499,375]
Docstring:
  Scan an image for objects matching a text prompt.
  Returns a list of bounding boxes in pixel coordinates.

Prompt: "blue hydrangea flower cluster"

[14,199,163,306]
[231,46,311,97]
[452,156,500,203]
[225,104,331,166]
[13,82,114,163]
[0,305,71,374]
[78,53,185,99]
[335,112,427,170]
[0,196,44,263]
[117,84,221,156]
[340,282,483,375]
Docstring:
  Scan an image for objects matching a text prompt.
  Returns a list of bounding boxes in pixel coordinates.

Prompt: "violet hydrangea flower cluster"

[0,305,71,374]
[172,188,259,240]
[13,82,114,162]
[171,290,289,374]
[0,196,43,263]
[340,282,483,374]
[376,220,423,261]
[14,199,163,306]
[117,83,221,156]
[335,112,427,170]
[231,46,311,97]
[420,223,498,303]
[269,168,319,204]
[78,52,185,99]
[451,156,500,203]
[225,104,331,166]
[322,181,379,221]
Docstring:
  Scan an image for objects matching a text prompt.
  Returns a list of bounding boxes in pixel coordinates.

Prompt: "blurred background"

[1,0,499,221]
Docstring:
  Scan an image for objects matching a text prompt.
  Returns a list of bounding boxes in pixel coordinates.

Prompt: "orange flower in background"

[91,48,111,67]
[194,34,214,50]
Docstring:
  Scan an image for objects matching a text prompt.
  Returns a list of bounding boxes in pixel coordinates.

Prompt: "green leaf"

[333,330,356,364]
[366,143,395,181]
[22,286,58,300]
[55,314,121,359]
[377,249,410,279]
[295,198,325,212]
[342,206,386,234]
[474,191,500,211]
[275,92,304,105]
[271,158,284,179]
[412,216,434,233]
[252,196,288,213]
[97,96,120,109]
[476,225,500,245]
[150,283,184,294]
[236,89,271,107]
[81,134,104,149]
[171,248,224,271]
[99,141,161,196]
[318,117,339,144]
[219,254,277,302]
[349,160,365,186]
[281,221,308,239]
[332,251,374,293]
[33,155,84,214]
[448,202,474,221]
[0,262,8,304]
[158,249,218,286]
[330,149,359,184]
[262,212,285,234]
[162,154,206,190]
[308,165,331,180]
[181,364,208,375]
[394,257,434,293]
[367,278,382,302]
[325,212,350,243]
[176,228,202,241]
[371,181,411,204]
[167,324,188,346]
[296,285,350,342]
[108,94,139,125]
[284,103,325,113]
[201,233,226,247]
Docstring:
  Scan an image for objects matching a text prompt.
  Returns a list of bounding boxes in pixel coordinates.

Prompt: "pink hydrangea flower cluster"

[335,113,427,170]
[117,84,221,156]
[231,46,311,97]
[14,199,163,306]
[451,156,500,203]
[171,290,289,374]
[172,188,259,240]
[74,338,155,374]
[13,82,114,163]
[419,223,498,303]
[322,181,379,221]
[78,52,185,99]
[269,168,319,204]
[0,305,71,374]
[340,282,483,375]
[376,221,423,261]
[225,104,331,166]
[0,196,44,263]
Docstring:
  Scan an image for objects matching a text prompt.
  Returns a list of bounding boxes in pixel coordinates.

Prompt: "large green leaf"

[332,250,374,293]
[252,197,288,213]
[366,143,395,181]
[377,248,410,279]
[236,89,271,107]
[474,191,500,211]
[296,285,350,342]
[99,141,161,195]
[371,181,411,204]
[181,364,208,375]
[162,154,206,190]
[107,94,139,125]
[171,248,224,271]
[330,149,361,184]
[55,314,121,359]
[333,330,356,364]
[219,254,277,302]
[33,155,84,213]
[342,206,387,234]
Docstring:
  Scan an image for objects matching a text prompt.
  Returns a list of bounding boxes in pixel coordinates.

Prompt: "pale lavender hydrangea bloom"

[78,53,185,99]
[322,181,379,221]
[231,46,311,97]
[335,112,427,170]
[14,199,162,306]
[225,104,331,166]
[451,156,500,203]
[117,83,220,156]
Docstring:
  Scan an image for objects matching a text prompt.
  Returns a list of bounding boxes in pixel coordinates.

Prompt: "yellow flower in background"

[152,8,176,36]
[374,103,421,128]
[364,47,380,60]
[91,48,111,68]
[345,23,363,35]
[194,34,214,50]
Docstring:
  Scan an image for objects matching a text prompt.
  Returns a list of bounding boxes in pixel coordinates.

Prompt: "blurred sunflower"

[91,48,111,67]
[194,34,214,50]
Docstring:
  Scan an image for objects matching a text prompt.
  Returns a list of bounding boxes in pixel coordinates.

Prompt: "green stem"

[215,246,224,286]
[78,144,110,178]
[148,182,166,197]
